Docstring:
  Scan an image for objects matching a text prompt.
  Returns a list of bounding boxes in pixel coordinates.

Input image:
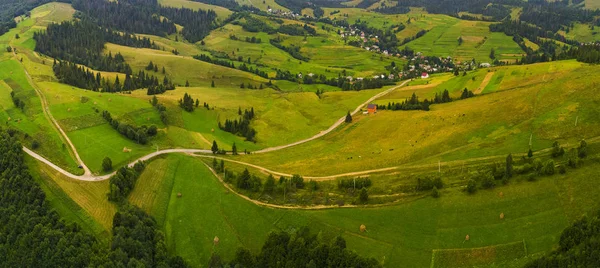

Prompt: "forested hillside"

[72,0,217,42]
[0,129,188,266]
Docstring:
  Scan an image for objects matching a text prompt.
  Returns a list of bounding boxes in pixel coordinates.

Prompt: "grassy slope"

[238,60,599,176]
[129,154,600,267]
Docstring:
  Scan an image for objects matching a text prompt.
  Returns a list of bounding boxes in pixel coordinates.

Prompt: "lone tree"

[578,140,587,158]
[211,140,219,154]
[359,187,369,204]
[457,36,463,45]
[345,112,352,123]
[211,80,215,88]
[102,157,112,172]
[185,80,190,87]
[528,148,533,158]
[505,153,513,178]
[232,142,238,155]
[489,48,496,60]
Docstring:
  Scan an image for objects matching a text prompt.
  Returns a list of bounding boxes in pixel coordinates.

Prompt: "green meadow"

[121,153,600,267]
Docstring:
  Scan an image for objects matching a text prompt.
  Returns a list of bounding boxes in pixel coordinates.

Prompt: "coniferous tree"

[505,153,513,178]
[232,142,238,155]
[345,111,352,123]
[211,140,219,154]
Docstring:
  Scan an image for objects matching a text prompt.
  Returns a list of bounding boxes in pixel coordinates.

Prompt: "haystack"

[359,224,367,233]
[498,192,504,198]
[122,147,131,153]
[500,213,505,220]
[211,128,215,132]
[213,236,220,246]
[177,193,182,198]
[465,235,470,241]
[67,108,71,112]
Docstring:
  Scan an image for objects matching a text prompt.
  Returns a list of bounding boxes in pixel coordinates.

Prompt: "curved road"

[22,76,410,181]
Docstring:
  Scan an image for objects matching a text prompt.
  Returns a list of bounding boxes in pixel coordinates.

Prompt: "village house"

[367,104,377,114]
[421,72,429,79]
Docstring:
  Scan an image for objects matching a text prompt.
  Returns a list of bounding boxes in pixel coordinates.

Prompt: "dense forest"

[525,211,600,267]
[274,0,347,13]
[72,0,217,43]
[191,0,260,12]
[33,19,162,73]
[0,129,187,266]
[52,60,174,93]
[211,227,381,267]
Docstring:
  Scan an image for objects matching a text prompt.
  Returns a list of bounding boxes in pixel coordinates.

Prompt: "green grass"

[235,60,598,176]
[27,156,112,244]
[431,241,527,268]
[128,153,600,267]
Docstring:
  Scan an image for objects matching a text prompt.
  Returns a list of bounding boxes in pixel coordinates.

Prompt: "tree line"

[270,37,310,62]
[102,110,158,145]
[193,54,270,79]
[525,210,600,267]
[210,227,381,267]
[229,34,262,43]
[52,60,175,94]
[219,107,257,142]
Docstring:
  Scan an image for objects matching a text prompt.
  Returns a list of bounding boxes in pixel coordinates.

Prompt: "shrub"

[102,157,112,172]
[466,179,477,194]
[558,165,566,174]
[432,186,440,198]
[542,160,555,176]
[31,140,40,149]
[527,173,537,182]
[481,174,496,189]
[359,187,369,204]
[533,159,543,173]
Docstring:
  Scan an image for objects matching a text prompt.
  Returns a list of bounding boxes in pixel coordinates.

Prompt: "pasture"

[125,153,600,267]
[236,60,599,176]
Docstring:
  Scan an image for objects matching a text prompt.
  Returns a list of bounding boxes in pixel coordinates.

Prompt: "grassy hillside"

[128,153,600,267]
[238,60,599,175]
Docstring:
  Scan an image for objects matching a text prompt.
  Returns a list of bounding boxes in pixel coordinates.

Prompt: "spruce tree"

[345,112,352,123]
[211,80,215,87]
[506,153,513,178]
[232,142,238,155]
[211,140,219,154]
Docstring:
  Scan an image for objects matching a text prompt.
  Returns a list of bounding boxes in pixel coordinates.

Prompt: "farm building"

[421,72,429,79]
[367,104,377,114]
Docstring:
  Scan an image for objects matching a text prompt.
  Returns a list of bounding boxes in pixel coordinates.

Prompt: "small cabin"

[367,104,377,114]
[421,72,429,79]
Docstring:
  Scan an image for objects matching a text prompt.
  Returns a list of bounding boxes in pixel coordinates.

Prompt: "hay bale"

[213,236,220,246]
[500,213,505,220]
[123,147,131,153]
[211,128,215,132]
[177,193,182,198]
[498,192,504,198]
[67,108,71,112]
[359,224,367,233]
[465,235,470,241]
[7,117,11,121]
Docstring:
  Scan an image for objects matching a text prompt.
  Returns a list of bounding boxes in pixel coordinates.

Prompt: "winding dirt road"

[21,77,409,181]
